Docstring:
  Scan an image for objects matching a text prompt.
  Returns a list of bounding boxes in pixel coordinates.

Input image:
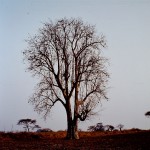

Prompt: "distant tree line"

[16,111,150,133]
[88,123,124,132]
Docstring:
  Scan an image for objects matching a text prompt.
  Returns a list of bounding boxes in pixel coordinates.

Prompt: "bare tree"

[33,124,41,131]
[87,123,104,131]
[17,119,38,132]
[116,124,124,131]
[105,125,115,131]
[95,123,105,131]
[87,125,96,131]
[23,18,109,139]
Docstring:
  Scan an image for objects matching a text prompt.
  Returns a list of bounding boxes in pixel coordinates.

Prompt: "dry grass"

[0,130,150,149]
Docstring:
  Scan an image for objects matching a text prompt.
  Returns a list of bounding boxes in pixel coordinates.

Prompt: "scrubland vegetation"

[0,129,150,149]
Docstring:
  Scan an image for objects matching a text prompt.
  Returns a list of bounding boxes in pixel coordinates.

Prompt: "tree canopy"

[145,111,150,118]
[23,18,109,139]
[17,119,40,132]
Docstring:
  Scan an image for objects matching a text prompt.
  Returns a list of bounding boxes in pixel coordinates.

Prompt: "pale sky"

[0,0,150,131]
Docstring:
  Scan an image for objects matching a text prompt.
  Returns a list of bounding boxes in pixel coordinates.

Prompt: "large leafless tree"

[23,18,109,139]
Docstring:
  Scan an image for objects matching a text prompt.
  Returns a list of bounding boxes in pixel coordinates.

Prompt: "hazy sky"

[0,0,150,131]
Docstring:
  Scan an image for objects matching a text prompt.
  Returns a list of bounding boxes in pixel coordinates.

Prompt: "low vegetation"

[0,129,150,149]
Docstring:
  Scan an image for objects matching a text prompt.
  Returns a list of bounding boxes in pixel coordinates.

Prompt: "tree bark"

[66,100,73,139]
[66,118,79,139]
[72,89,79,139]
[27,125,30,132]
[72,117,79,139]
[66,117,72,139]
[66,100,79,139]
[72,57,80,139]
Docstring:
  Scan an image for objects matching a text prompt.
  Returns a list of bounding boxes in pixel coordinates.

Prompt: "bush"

[37,128,52,132]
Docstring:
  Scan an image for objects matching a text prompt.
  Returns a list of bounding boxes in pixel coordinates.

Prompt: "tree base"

[66,131,79,140]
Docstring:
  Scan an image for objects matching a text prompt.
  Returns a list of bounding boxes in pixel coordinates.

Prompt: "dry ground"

[0,130,150,150]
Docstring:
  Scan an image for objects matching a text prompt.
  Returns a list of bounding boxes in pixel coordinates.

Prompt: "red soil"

[0,130,150,149]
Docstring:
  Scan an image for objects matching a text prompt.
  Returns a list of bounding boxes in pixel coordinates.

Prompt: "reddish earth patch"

[0,130,150,149]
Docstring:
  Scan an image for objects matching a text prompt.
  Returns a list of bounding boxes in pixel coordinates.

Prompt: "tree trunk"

[66,100,74,139]
[73,57,79,139]
[66,118,79,139]
[26,125,30,132]
[72,117,79,139]
[66,117,72,139]
[72,96,79,139]
[66,103,79,139]
[66,57,80,139]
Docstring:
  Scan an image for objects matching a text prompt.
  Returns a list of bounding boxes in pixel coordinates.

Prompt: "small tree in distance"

[88,123,104,131]
[33,124,41,131]
[88,123,116,132]
[104,125,115,131]
[145,111,150,118]
[116,124,124,131]
[87,125,96,131]
[17,119,40,132]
